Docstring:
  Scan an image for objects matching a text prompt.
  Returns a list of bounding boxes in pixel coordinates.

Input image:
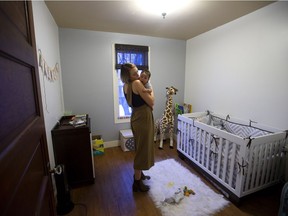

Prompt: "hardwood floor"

[64,141,282,216]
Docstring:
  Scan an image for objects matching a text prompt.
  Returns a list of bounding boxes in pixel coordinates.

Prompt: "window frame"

[112,43,150,124]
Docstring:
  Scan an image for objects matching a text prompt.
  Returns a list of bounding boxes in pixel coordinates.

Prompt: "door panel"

[0,1,56,215]
[5,142,47,215]
[0,55,37,149]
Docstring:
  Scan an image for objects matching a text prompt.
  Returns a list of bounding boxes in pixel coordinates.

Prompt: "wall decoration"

[38,49,60,82]
[37,48,61,113]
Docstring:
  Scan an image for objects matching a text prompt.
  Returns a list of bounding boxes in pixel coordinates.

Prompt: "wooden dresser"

[51,115,95,188]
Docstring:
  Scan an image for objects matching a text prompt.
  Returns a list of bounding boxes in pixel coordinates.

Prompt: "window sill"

[115,118,130,124]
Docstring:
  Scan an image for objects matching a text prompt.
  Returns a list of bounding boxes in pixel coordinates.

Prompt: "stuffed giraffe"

[154,86,178,149]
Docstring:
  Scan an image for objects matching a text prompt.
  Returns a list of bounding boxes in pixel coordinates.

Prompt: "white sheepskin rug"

[145,159,230,216]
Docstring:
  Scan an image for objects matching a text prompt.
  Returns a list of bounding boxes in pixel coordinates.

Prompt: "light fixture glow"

[135,0,190,17]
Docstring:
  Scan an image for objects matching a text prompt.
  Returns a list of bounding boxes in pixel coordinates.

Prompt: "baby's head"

[140,69,151,85]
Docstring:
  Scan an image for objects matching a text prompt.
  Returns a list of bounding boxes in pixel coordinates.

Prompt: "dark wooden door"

[0,1,56,215]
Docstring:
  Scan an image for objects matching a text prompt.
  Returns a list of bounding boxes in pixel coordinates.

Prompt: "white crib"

[177,111,287,202]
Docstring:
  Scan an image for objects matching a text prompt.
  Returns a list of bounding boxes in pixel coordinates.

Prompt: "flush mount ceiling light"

[135,0,190,19]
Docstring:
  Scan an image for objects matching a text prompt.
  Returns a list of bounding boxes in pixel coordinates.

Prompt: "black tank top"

[125,92,146,107]
[132,92,146,107]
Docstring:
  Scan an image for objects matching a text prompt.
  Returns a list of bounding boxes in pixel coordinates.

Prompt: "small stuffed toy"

[163,188,184,205]
[183,186,195,196]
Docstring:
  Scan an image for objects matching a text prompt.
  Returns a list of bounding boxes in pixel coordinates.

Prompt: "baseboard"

[104,140,120,148]
[104,133,177,149]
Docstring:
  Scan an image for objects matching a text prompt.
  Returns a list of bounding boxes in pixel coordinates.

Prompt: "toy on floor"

[162,186,196,205]
[183,186,195,196]
[167,181,175,188]
[162,188,184,205]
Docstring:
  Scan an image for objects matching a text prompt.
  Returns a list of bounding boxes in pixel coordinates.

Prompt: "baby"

[139,69,152,94]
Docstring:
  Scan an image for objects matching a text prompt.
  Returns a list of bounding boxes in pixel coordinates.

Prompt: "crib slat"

[178,119,182,149]
[193,127,201,160]
[237,142,248,197]
[197,127,201,159]
[197,131,206,164]
[201,130,207,161]
[180,120,184,151]
[177,120,180,149]
[203,129,207,165]
[206,131,211,170]
[183,122,189,155]
[192,123,196,156]
[193,128,198,159]
[201,129,206,166]
[191,126,195,158]
[274,140,284,180]
[192,124,197,158]
[184,121,187,151]
[199,130,207,164]
[183,121,187,152]
[255,145,264,187]
[252,145,260,188]
[269,142,276,182]
[196,128,200,160]
[272,142,280,181]
[277,140,286,179]
[222,140,229,183]
[216,137,223,177]
[264,143,273,184]
[180,120,183,150]
[185,122,189,153]
[251,146,260,189]
[186,124,195,155]
[188,122,191,154]
[184,123,187,154]
[210,133,215,173]
[271,142,280,182]
[228,143,236,186]
[190,122,194,155]
[183,121,186,152]
[260,143,269,186]
[273,141,281,181]
[245,145,254,191]
[181,120,184,150]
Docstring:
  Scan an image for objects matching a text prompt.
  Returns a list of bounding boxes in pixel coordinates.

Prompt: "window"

[113,44,149,123]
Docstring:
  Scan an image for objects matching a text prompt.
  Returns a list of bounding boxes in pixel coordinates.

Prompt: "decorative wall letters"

[38,49,60,82]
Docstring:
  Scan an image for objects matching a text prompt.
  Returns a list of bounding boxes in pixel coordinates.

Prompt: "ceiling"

[45,1,274,40]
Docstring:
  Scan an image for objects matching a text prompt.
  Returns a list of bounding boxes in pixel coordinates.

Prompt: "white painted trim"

[104,140,120,148]
[104,135,177,149]
[112,43,120,124]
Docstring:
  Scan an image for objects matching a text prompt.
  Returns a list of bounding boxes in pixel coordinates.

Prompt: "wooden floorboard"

[64,141,282,216]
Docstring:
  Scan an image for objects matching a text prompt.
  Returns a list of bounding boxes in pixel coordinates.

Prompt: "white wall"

[185,2,288,130]
[59,29,186,142]
[32,1,64,168]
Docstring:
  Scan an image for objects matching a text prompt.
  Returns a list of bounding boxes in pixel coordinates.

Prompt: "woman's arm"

[132,80,154,108]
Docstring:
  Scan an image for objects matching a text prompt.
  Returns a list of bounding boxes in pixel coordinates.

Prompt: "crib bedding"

[177,111,287,201]
[195,114,272,138]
